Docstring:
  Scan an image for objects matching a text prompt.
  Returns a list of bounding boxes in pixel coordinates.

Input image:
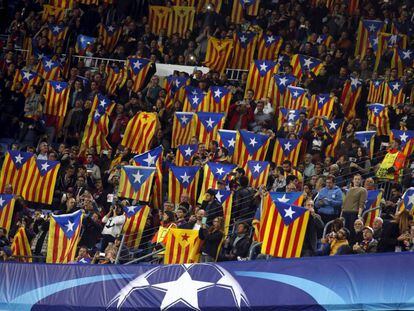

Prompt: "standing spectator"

[342,174,367,231]
[201,189,222,226]
[301,199,324,257]
[100,204,126,251]
[199,216,224,262]
[315,175,343,224]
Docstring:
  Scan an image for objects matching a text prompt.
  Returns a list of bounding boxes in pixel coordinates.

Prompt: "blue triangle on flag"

[274,201,308,226]
[197,112,224,132]
[270,192,303,205]
[170,166,200,188]
[207,162,236,180]
[9,151,33,169]
[52,210,82,239]
[178,144,198,161]
[133,146,163,167]
[0,194,14,211]
[215,189,232,204]
[176,112,194,128]
[35,160,59,176]
[123,166,155,192]
[123,205,146,218]
[254,60,277,77]
[218,130,237,155]
[278,138,300,156]
[239,130,269,155]
[128,58,151,75]
[247,160,269,178]
[210,86,230,104]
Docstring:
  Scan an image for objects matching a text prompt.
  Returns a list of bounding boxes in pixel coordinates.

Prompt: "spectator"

[201,189,222,226]
[222,222,251,261]
[372,217,383,240]
[100,204,126,251]
[377,210,412,253]
[342,174,367,231]
[315,175,343,224]
[301,199,324,257]
[199,216,224,262]
[353,226,378,254]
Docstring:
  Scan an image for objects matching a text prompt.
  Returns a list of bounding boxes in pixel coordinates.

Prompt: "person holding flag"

[376,138,406,183]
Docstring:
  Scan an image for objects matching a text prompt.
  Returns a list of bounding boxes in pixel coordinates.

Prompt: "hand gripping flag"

[204,37,234,73]
[231,0,260,23]
[364,190,382,227]
[234,130,270,166]
[341,77,362,120]
[218,129,237,159]
[75,34,96,55]
[366,103,390,135]
[175,144,198,166]
[290,54,323,79]
[11,227,32,262]
[127,58,152,93]
[47,210,83,263]
[171,112,196,148]
[207,86,232,113]
[199,162,236,202]
[355,20,384,59]
[121,112,159,154]
[118,166,156,202]
[257,34,283,61]
[44,81,69,117]
[354,131,377,158]
[99,24,122,53]
[0,151,34,195]
[21,159,60,204]
[323,118,344,158]
[285,85,309,110]
[271,138,302,166]
[122,205,150,249]
[367,79,384,103]
[391,130,414,157]
[0,194,15,234]
[168,166,200,207]
[245,60,278,100]
[229,32,258,70]
[268,74,296,110]
[164,228,202,264]
[245,160,270,189]
[168,6,195,37]
[182,86,207,112]
[382,80,405,108]
[195,112,225,146]
[400,187,414,213]
[260,198,309,258]
[149,6,172,35]
[215,189,233,236]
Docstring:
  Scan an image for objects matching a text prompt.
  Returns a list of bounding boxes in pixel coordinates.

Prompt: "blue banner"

[1,253,414,310]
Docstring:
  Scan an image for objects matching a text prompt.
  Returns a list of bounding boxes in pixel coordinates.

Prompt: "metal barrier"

[225,68,248,81]
[361,206,382,221]
[124,248,165,265]
[248,241,262,260]
[72,54,126,69]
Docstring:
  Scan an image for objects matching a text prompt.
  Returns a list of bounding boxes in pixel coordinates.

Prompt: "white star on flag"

[402,50,412,59]
[362,138,369,148]
[175,79,181,87]
[180,172,191,183]
[127,206,136,213]
[14,154,23,164]
[407,194,414,208]
[184,147,193,157]
[52,25,60,32]
[373,107,379,114]
[259,62,268,72]
[368,24,377,32]
[214,88,222,98]
[108,26,115,32]
[400,132,408,142]
[253,163,262,173]
[133,60,142,69]
[283,141,292,151]
[316,36,323,44]
[216,167,225,176]
[328,121,337,130]
[143,153,157,166]
[192,96,199,104]
[249,138,257,147]
[292,91,299,98]
[99,100,107,107]
[350,77,360,87]
[303,58,313,68]
[284,206,296,219]
[266,36,275,44]
[318,97,325,104]
[240,35,247,43]
[277,194,290,203]
[0,197,4,207]
[65,220,75,232]
[392,82,400,91]
[132,171,143,183]
[216,191,224,203]
[41,162,50,171]
[389,35,397,45]
[374,81,381,87]
[278,76,288,86]
[227,138,236,147]
[180,115,189,124]
[22,71,32,80]
[206,118,215,128]
[288,113,296,121]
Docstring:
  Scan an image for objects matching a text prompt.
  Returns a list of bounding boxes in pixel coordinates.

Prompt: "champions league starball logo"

[107,263,250,310]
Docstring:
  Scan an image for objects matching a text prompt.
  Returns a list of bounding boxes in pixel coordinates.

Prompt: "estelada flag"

[245,160,270,189]
[400,187,414,213]
[163,75,189,109]
[11,70,41,96]
[105,64,127,95]
[341,77,362,120]
[41,5,65,23]
[267,73,296,110]
[271,138,302,166]
[47,24,69,42]
[229,31,258,70]
[168,6,195,37]
[354,131,376,158]
[49,0,73,8]
[121,112,159,154]
[215,189,233,236]
[284,85,309,110]
[164,228,202,264]
[391,130,414,157]
[206,86,232,113]
[391,48,414,77]
[127,58,152,93]
[374,33,407,72]
[171,112,196,148]
[75,34,96,55]
[382,80,405,108]
[182,86,207,112]
[149,6,172,35]
[366,103,390,136]
[257,34,283,61]
[233,130,270,166]
[11,227,32,262]
[0,151,34,195]
[354,19,384,59]
[310,93,335,119]
[122,205,150,249]
[231,0,260,23]
[260,198,309,258]
[0,194,15,235]
[245,60,278,100]
[46,210,83,263]
[175,144,198,166]
[277,108,301,131]
[44,81,69,117]
[367,79,384,103]
[21,159,60,205]
[118,166,156,202]
[99,24,122,52]
[168,165,200,207]
[198,162,236,202]
[218,129,237,159]
[323,118,344,157]
[290,54,323,80]
[195,112,225,146]
[364,190,382,227]
[204,37,234,73]
[37,56,61,81]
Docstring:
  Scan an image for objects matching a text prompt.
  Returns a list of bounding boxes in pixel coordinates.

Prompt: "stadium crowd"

[0,0,414,264]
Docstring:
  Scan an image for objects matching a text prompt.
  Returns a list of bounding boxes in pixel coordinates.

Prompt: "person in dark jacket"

[377,210,412,252]
[232,176,256,221]
[79,212,103,250]
[301,199,324,256]
[199,216,224,262]
[223,222,251,261]
[200,189,222,226]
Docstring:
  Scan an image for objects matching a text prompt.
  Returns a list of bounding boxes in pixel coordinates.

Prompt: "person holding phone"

[198,217,224,262]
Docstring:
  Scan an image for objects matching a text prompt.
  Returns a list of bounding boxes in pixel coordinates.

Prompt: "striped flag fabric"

[268,74,296,110]
[218,129,237,158]
[163,75,189,109]
[44,81,69,117]
[118,166,156,202]
[105,65,127,95]
[77,0,98,4]
[171,112,196,148]
[46,210,83,264]
[207,86,232,113]
[175,144,198,166]
[182,86,207,112]
[47,24,68,42]
[121,112,159,154]
[245,60,278,100]
[252,206,261,241]
[340,77,362,120]
[168,166,200,207]
[11,70,41,96]
[234,130,270,166]
[11,227,32,262]
[199,162,236,201]
[367,79,384,103]
[400,187,414,212]
[271,138,302,166]
[149,6,171,35]
[391,48,414,77]
[382,80,405,108]
[99,24,122,52]
[41,5,65,23]
[0,151,34,195]
[311,93,335,119]
[21,159,60,204]
[168,6,195,37]
[215,189,233,236]
[285,85,309,110]
[37,56,61,81]
[290,54,323,79]
[257,34,283,61]
[364,190,382,227]
[49,0,73,8]
[323,118,344,157]
[75,34,96,55]
[366,103,390,135]
[0,194,15,234]
[245,160,270,189]
[204,37,234,73]
[391,130,414,157]
[122,205,150,249]
[195,112,225,146]
[127,58,152,93]
[354,131,377,158]
[229,32,257,69]
[231,0,260,23]
[164,228,201,264]
[260,198,309,258]
[354,20,384,58]
[315,33,334,47]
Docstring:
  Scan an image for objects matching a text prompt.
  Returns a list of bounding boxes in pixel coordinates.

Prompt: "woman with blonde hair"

[377,209,412,252]
[199,216,225,262]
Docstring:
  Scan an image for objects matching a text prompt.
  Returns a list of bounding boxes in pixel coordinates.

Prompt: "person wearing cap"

[353,226,378,254]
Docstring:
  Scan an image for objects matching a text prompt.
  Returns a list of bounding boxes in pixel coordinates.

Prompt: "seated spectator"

[349,218,364,246]
[199,216,224,262]
[372,217,383,240]
[222,222,251,261]
[353,226,378,254]
[180,209,205,231]
[377,210,412,252]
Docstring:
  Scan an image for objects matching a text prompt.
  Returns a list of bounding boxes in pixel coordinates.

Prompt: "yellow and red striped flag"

[204,37,234,73]
[366,104,389,136]
[44,81,69,117]
[268,74,296,110]
[99,24,122,53]
[245,160,270,189]
[46,210,83,263]
[364,190,382,227]
[198,162,236,202]
[354,131,376,158]
[77,0,98,4]
[310,93,335,119]
[168,166,200,207]
[215,189,233,236]
[260,197,309,258]
[12,69,41,96]
[128,58,152,93]
[231,0,260,23]
[168,6,195,37]
[175,144,198,166]
[323,118,344,158]
[182,86,208,112]
[37,56,61,81]
[206,86,232,113]
[218,129,237,160]
[11,227,32,262]
[49,0,74,8]
[354,19,384,58]
[233,130,270,166]
[382,80,405,108]
[399,187,414,213]
[163,75,189,109]
[0,194,15,234]
[391,130,414,157]
[0,151,34,195]
[149,6,171,35]
[257,34,283,61]
[375,33,407,71]
[245,60,278,100]
[391,48,414,77]
[284,85,309,110]
[315,33,334,47]
[172,112,196,148]
[341,77,362,120]
[118,166,156,202]
[21,159,60,205]
[367,79,384,103]
[42,5,65,23]
[122,205,150,249]
[47,24,69,43]
[348,0,359,15]
[164,228,202,264]
[271,138,302,166]
[121,112,159,154]
[290,54,323,80]
[195,112,225,146]
[229,32,257,69]
[105,64,127,95]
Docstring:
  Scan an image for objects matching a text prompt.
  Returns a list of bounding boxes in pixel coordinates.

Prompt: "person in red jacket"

[227,100,254,130]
